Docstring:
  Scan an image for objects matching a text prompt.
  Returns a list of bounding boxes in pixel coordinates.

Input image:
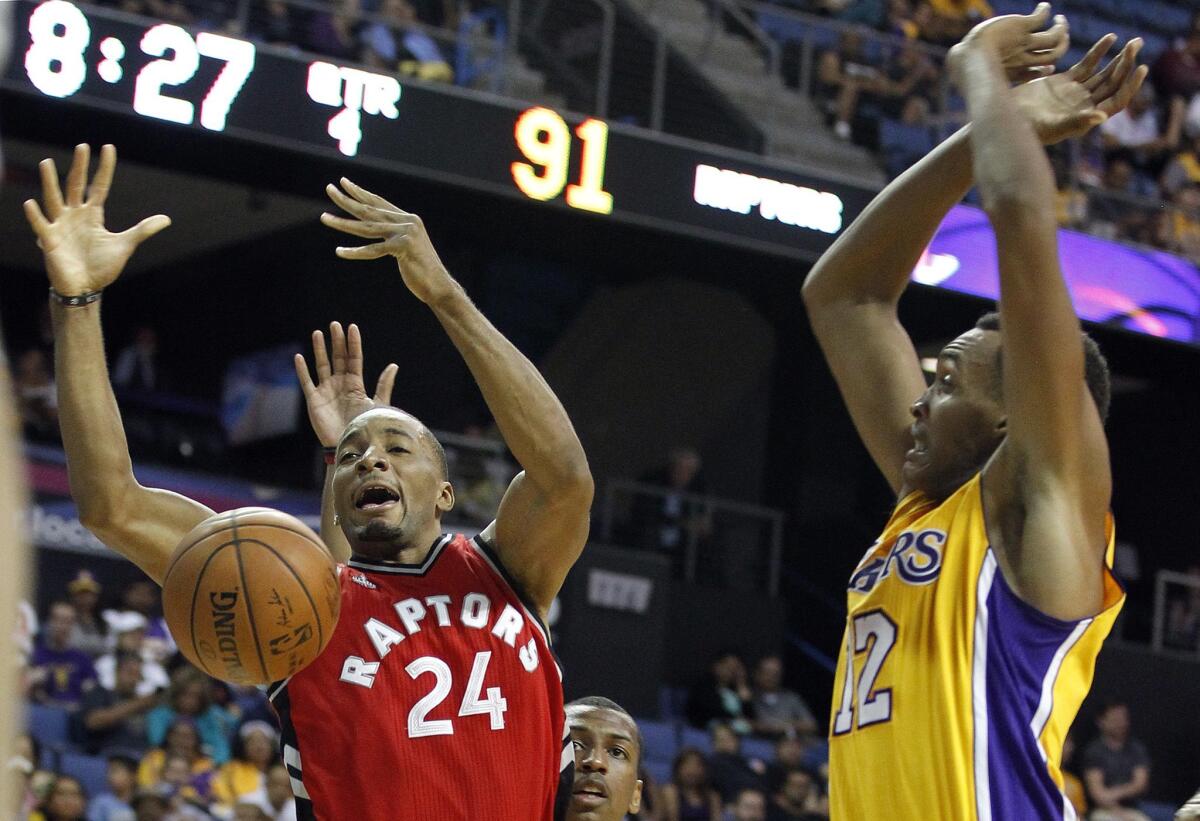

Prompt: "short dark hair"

[566,696,644,765]
[106,754,139,773]
[974,312,1112,422]
[347,406,449,481]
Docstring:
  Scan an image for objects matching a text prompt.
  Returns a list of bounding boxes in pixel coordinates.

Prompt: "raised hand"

[293,322,399,448]
[1014,35,1147,145]
[320,178,459,306]
[949,3,1070,84]
[22,144,170,296]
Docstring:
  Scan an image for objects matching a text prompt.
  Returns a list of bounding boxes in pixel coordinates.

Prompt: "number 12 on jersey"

[833,609,897,735]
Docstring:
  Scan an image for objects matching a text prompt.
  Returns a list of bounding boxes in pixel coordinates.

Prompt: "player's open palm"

[294,321,398,447]
[320,178,457,306]
[951,3,1069,83]
[1015,34,1147,145]
[23,144,170,296]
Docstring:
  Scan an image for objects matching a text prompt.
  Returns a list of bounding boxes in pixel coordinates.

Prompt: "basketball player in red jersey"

[24,147,593,820]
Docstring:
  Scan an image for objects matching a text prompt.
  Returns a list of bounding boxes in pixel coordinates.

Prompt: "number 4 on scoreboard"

[511,107,614,215]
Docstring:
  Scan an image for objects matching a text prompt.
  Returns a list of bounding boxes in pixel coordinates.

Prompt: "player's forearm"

[52,300,140,529]
[801,127,974,311]
[960,47,1056,223]
[428,286,592,496]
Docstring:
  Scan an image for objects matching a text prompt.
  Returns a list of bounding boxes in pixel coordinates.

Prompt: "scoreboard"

[4,0,1199,344]
[2,0,872,262]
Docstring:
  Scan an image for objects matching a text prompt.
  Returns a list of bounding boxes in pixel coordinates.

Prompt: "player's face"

[903,329,1006,501]
[333,410,454,557]
[566,706,642,821]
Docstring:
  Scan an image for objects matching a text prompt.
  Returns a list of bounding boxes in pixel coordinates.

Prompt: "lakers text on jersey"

[828,474,1124,821]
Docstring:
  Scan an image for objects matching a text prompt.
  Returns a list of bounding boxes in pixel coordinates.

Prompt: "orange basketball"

[163,507,341,686]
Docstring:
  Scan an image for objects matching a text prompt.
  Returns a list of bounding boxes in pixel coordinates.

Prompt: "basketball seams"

[185,542,234,679]
[246,540,329,667]
[231,512,271,684]
[167,515,326,579]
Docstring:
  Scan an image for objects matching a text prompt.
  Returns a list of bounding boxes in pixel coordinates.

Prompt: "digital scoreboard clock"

[2,0,869,261]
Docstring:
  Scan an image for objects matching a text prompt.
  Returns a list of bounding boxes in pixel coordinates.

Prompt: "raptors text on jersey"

[269,534,570,821]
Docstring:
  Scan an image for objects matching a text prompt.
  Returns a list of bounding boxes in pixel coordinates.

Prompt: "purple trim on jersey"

[983,559,1081,820]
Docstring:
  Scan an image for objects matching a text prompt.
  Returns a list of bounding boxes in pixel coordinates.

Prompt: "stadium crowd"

[12,569,1174,820]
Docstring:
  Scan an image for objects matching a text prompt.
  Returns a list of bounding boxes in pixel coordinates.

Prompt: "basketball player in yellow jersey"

[802,6,1148,819]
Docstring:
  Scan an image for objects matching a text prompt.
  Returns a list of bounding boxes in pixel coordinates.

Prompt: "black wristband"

[49,287,102,307]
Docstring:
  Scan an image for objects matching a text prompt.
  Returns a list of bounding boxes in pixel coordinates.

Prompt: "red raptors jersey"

[269,534,569,821]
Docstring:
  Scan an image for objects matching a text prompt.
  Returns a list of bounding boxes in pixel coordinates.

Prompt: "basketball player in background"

[24,145,592,820]
[801,5,1146,819]
[563,697,643,821]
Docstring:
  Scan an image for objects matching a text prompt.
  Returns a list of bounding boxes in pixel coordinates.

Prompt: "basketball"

[162,507,341,686]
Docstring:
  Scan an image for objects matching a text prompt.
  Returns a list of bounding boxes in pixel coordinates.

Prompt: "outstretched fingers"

[1099,63,1148,118]
[1069,33,1117,83]
[373,363,399,405]
[38,158,65,219]
[23,199,50,238]
[311,329,331,382]
[65,144,89,208]
[320,212,413,239]
[335,243,392,261]
[1023,15,1069,62]
[325,184,390,222]
[346,323,364,378]
[117,214,171,244]
[340,178,403,214]
[88,144,117,207]
[329,321,348,377]
[294,353,318,396]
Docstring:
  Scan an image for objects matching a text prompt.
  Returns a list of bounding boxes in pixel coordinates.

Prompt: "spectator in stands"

[76,651,158,756]
[30,775,87,821]
[113,327,160,393]
[239,764,297,821]
[727,788,768,821]
[883,0,921,40]
[750,655,816,741]
[1082,702,1151,821]
[763,736,803,794]
[87,754,138,821]
[880,94,936,178]
[767,769,825,821]
[95,612,169,698]
[1087,156,1154,245]
[660,749,721,821]
[137,721,215,803]
[153,754,213,818]
[1164,566,1200,651]
[147,669,235,765]
[308,0,362,61]
[1160,135,1200,197]
[65,571,108,659]
[14,348,59,440]
[1060,733,1087,819]
[815,31,887,141]
[1051,151,1088,229]
[1151,12,1200,101]
[30,601,97,710]
[917,0,991,45]
[107,581,175,666]
[212,721,279,812]
[706,723,766,804]
[233,802,270,821]
[248,0,301,47]
[686,652,754,734]
[360,0,453,82]
[1156,183,1200,263]
[1100,84,1185,196]
[127,787,170,821]
[633,447,710,560]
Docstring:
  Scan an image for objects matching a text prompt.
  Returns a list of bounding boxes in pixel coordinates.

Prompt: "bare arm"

[954,21,1145,619]
[82,692,158,731]
[321,181,592,615]
[802,17,1135,499]
[1084,768,1121,809]
[23,144,211,584]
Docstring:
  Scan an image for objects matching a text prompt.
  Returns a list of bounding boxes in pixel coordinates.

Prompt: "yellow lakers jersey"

[828,473,1123,821]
